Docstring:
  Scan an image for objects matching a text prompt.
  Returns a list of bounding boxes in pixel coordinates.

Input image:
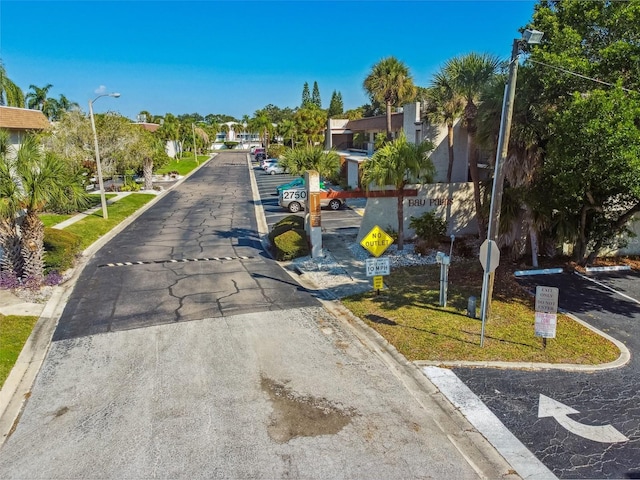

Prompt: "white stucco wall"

[403,103,469,183]
[602,214,640,256]
[356,183,478,243]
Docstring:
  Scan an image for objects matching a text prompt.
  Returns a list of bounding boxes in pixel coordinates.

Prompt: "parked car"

[275,177,305,195]
[254,147,266,161]
[265,162,286,175]
[278,185,345,213]
[275,177,326,195]
[260,158,278,169]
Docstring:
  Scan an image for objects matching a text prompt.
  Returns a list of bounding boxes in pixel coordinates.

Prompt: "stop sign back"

[479,239,500,272]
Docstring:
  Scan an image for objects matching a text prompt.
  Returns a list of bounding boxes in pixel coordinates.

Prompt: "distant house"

[133,122,161,133]
[0,106,51,149]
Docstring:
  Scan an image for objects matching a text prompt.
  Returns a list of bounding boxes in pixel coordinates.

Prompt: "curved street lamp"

[89,92,120,219]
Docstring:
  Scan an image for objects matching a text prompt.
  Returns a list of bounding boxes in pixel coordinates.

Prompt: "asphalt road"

[0,152,513,479]
[453,270,640,479]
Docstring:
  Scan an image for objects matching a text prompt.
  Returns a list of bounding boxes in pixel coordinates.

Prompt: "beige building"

[0,106,51,149]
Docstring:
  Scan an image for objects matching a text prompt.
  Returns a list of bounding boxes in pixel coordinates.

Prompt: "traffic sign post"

[365,257,390,277]
[361,226,393,293]
[479,239,500,347]
[534,286,559,348]
[373,275,384,293]
[360,226,393,258]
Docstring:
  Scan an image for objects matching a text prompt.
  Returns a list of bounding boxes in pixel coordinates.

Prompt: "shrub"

[268,215,304,243]
[267,144,287,159]
[224,141,239,149]
[273,229,309,261]
[409,211,447,248]
[0,271,20,289]
[120,181,141,192]
[43,227,82,274]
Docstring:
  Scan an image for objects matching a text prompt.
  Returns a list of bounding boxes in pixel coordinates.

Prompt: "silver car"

[278,186,345,213]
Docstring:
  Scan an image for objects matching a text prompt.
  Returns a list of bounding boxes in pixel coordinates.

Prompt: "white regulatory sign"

[365,257,390,277]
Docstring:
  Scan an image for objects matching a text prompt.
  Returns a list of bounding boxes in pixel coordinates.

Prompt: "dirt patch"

[261,375,355,443]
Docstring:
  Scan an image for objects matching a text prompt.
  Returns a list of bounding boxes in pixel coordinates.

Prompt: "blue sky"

[2,0,538,120]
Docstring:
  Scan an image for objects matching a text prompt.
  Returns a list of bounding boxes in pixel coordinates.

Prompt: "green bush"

[273,228,309,261]
[409,211,447,247]
[268,215,305,243]
[120,181,141,192]
[224,141,239,149]
[267,144,287,159]
[43,227,82,273]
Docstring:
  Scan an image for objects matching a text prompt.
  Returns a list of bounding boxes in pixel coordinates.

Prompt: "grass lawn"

[65,193,156,250]
[40,194,117,227]
[156,153,209,176]
[342,260,620,365]
[0,315,39,388]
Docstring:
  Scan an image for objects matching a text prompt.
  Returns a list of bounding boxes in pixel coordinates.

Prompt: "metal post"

[479,38,520,343]
[88,99,109,220]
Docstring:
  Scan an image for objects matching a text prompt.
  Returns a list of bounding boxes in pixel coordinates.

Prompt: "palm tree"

[0,61,24,107]
[476,69,546,265]
[278,119,296,148]
[0,131,88,282]
[363,57,416,141]
[233,122,245,144]
[293,107,326,146]
[425,71,465,182]
[361,133,435,250]
[281,146,339,179]
[25,84,53,111]
[250,113,272,148]
[443,53,500,239]
[218,123,230,142]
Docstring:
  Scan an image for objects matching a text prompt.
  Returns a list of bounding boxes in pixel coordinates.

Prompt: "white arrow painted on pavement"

[538,394,628,443]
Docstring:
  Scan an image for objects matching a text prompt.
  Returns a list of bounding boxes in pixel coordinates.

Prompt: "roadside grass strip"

[99,256,255,268]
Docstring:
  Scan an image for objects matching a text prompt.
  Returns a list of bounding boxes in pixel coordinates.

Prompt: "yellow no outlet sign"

[360,226,393,258]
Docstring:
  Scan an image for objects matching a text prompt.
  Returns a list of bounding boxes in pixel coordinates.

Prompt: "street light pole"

[89,92,120,220]
[479,30,543,337]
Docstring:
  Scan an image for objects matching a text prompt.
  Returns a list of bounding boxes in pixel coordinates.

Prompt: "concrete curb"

[0,284,72,444]
[0,155,216,447]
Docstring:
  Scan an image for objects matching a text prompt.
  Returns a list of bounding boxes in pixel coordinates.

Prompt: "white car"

[265,162,286,175]
[260,158,278,170]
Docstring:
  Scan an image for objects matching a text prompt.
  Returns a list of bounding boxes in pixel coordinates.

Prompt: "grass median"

[341,260,620,365]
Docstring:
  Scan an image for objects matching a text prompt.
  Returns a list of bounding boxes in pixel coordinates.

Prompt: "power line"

[528,58,638,93]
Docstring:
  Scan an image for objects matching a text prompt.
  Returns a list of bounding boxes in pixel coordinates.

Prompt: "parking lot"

[249,155,364,235]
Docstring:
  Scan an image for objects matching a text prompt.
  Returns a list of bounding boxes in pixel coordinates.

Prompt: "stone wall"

[356,183,477,243]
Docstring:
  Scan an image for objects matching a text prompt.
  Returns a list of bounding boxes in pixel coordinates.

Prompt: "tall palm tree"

[0,131,88,281]
[233,122,245,144]
[25,83,53,111]
[443,53,500,239]
[218,123,230,142]
[0,61,24,107]
[363,57,416,141]
[278,119,296,148]
[250,113,272,148]
[425,71,465,182]
[293,107,326,146]
[361,133,435,250]
[476,69,546,265]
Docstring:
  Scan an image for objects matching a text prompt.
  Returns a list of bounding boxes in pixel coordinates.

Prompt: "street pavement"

[0,152,517,479]
[450,271,640,479]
